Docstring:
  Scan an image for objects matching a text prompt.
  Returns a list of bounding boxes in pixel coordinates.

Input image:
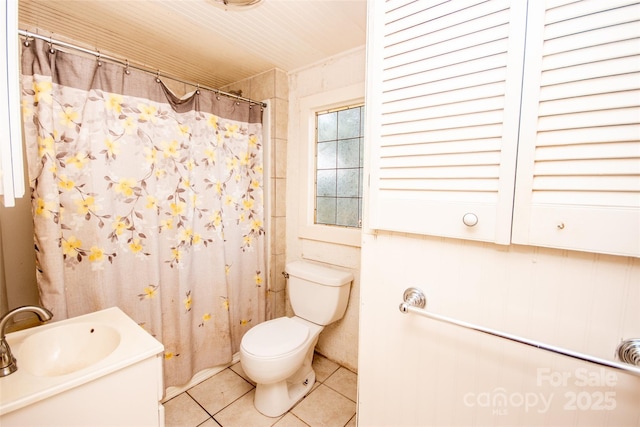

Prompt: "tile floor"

[163,353,357,427]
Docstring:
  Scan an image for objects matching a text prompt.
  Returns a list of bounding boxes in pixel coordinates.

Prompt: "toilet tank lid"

[285,261,353,287]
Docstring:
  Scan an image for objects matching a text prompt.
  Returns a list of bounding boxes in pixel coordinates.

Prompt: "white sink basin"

[1,307,164,418]
[19,323,121,376]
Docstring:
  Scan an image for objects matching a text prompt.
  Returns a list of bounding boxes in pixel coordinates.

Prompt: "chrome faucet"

[0,306,53,377]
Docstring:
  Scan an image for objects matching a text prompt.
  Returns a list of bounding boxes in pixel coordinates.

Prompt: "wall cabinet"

[366,0,640,257]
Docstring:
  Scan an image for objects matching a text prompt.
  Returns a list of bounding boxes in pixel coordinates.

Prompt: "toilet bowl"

[239,260,353,417]
[240,317,323,417]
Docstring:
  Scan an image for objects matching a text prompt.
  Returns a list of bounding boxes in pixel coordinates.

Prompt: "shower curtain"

[20,39,266,387]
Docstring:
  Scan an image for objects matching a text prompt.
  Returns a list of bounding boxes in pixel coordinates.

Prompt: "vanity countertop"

[0,307,164,416]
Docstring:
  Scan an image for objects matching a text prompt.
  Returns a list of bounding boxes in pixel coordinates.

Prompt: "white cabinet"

[2,356,164,427]
[366,0,526,244]
[366,0,640,257]
[512,0,640,256]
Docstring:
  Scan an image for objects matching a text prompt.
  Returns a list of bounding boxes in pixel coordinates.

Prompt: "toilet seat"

[242,317,309,358]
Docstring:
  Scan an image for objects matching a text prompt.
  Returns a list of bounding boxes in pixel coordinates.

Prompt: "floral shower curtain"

[20,39,266,387]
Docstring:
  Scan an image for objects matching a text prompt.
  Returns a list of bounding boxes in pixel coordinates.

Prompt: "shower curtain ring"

[196,84,200,95]
[48,35,55,54]
[156,70,161,83]
[125,60,130,75]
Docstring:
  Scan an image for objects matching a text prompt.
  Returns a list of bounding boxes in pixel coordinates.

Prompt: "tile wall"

[221,69,289,320]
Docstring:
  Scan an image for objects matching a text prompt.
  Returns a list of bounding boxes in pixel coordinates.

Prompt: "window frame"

[298,82,365,247]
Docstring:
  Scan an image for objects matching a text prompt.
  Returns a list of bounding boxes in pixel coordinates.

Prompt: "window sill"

[299,224,361,247]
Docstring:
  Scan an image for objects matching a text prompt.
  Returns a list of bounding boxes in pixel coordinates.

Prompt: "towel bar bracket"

[399,287,426,314]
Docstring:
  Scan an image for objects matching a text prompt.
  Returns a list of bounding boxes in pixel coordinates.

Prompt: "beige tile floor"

[163,353,357,427]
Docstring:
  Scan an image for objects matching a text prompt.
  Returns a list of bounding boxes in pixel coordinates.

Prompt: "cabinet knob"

[462,213,478,227]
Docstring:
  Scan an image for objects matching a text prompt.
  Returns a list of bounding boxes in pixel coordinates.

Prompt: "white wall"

[358,231,640,426]
[286,47,366,372]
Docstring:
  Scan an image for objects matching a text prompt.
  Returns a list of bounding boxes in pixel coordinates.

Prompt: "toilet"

[240,260,353,417]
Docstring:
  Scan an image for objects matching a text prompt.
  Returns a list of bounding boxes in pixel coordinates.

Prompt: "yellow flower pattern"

[22,99,33,118]
[170,202,185,216]
[33,80,53,104]
[242,198,254,210]
[204,147,216,165]
[198,312,212,328]
[122,116,137,134]
[21,60,264,388]
[207,115,218,129]
[37,135,55,157]
[138,104,157,122]
[35,198,54,218]
[129,238,143,253]
[144,147,158,165]
[58,175,75,191]
[68,152,88,169]
[106,94,123,114]
[76,196,96,215]
[62,236,82,255]
[183,291,192,312]
[89,246,104,262]
[177,124,190,137]
[146,195,157,209]
[164,351,178,360]
[115,178,136,197]
[138,284,159,300]
[59,106,79,128]
[161,140,180,159]
[112,216,128,236]
[104,138,120,159]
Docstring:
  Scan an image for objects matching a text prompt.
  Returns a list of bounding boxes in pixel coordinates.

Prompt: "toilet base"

[254,367,316,417]
[242,318,323,417]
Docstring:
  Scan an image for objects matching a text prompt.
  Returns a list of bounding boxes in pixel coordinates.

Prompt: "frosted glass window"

[317,141,337,169]
[317,170,337,197]
[338,138,360,168]
[315,105,364,228]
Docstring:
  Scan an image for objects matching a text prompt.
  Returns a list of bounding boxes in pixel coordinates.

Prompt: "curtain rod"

[18,30,267,108]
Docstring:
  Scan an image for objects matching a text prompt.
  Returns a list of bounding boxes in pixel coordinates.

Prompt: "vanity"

[0,307,164,426]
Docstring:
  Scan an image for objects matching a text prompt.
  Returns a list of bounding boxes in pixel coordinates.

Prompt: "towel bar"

[399,287,640,378]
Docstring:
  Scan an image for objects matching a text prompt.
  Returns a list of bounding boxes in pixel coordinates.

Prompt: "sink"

[19,323,121,376]
[0,307,165,425]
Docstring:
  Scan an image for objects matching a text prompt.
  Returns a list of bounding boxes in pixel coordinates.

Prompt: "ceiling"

[18,0,367,92]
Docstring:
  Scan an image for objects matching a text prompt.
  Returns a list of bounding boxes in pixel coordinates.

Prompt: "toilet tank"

[285,261,353,326]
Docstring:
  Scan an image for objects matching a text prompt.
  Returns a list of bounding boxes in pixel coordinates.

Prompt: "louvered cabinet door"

[366,0,527,243]
[512,0,640,257]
